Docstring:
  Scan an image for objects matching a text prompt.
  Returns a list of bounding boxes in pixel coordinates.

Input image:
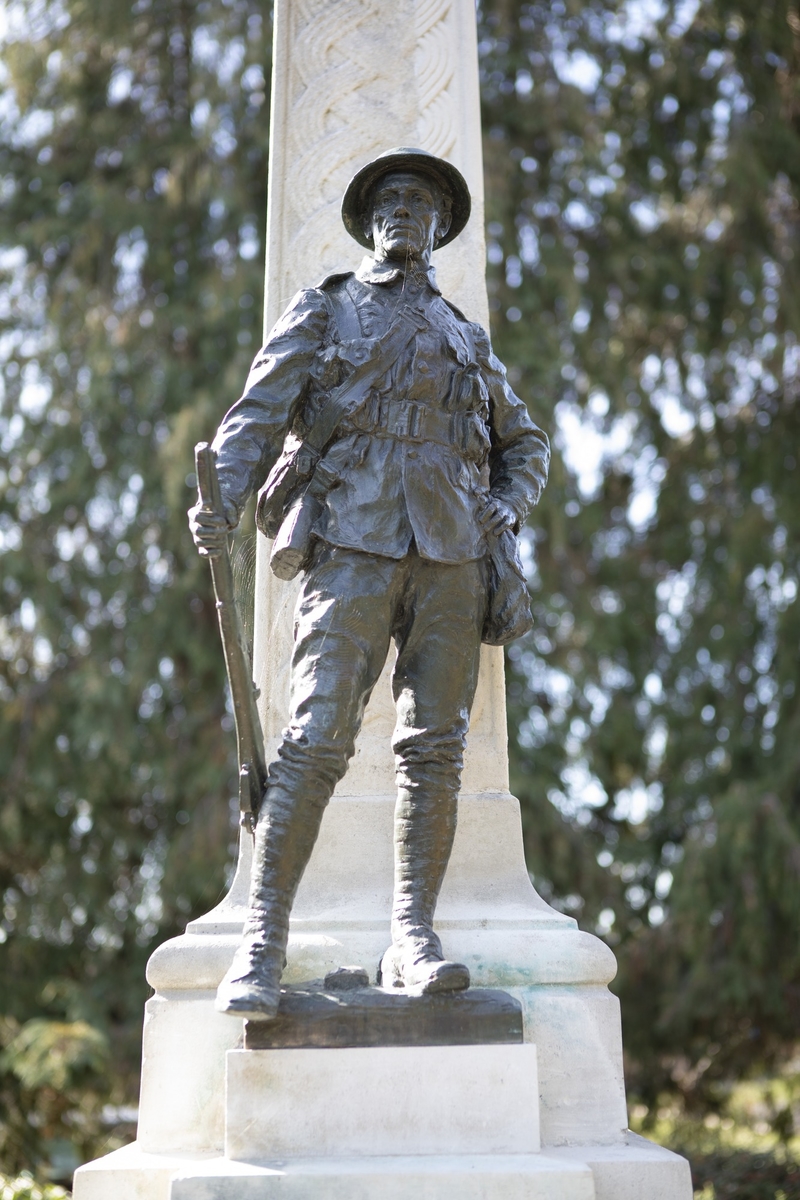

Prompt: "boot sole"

[215,1004,279,1021]
[215,993,279,1020]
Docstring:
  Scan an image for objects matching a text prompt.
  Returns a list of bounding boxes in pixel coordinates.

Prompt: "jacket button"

[407,449,418,459]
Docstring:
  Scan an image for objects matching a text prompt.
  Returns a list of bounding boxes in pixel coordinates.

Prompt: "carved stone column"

[254,0,502,793]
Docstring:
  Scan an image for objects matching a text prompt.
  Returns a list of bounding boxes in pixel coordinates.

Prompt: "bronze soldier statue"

[189,148,549,1020]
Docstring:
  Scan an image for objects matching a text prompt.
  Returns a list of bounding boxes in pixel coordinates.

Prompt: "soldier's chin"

[379,231,415,257]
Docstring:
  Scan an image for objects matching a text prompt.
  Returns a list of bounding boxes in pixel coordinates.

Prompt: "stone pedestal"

[226,1044,540,1159]
[73,3,692,1198]
[74,1031,691,1199]
[73,781,693,1199]
[128,794,628,1158]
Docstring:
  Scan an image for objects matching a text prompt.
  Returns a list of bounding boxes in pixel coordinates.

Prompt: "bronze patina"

[189,147,550,1020]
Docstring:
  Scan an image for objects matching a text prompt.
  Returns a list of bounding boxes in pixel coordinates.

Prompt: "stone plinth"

[243,982,523,1049]
[226,1044,540,1160]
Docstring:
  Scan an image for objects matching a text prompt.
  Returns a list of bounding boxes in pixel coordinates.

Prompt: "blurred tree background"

[0,0,797,1193]
[0,0,271,1183]
[481,0,800,1176]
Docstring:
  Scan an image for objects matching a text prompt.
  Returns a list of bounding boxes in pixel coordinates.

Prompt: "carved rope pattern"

[283,0,416,282]
[278,0,461,290]
[414,0,457,160]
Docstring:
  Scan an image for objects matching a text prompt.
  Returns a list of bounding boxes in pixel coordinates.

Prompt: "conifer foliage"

[481,0,800,1116]
[0,0,270,1176]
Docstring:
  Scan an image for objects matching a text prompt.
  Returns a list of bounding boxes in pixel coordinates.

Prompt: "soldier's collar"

[356,255,441,294]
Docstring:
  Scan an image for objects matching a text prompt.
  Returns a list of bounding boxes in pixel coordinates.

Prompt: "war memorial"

[73,2,693,1196]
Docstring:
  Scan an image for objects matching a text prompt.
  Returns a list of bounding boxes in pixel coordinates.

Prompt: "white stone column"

[252,0,505,797]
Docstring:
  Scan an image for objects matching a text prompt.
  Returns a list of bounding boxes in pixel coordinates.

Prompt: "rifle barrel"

[195,442,266,829]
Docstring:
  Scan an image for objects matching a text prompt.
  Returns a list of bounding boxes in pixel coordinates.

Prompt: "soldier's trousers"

[249,540,488,955]
[271,540,487,805]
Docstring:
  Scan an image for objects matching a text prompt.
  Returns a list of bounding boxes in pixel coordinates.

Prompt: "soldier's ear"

[434,208,452,246]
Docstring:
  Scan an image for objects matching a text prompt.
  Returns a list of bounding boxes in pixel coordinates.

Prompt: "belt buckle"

[402,401,424,442]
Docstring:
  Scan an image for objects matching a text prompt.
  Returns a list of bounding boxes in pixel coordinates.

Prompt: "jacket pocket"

[461,411,491,465]
[455,362,490,413]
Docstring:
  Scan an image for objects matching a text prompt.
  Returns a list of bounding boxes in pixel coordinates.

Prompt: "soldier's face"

[366,172,451,263]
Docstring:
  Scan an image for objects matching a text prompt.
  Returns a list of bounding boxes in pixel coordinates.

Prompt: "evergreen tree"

[0,0,270,1176]
[481,0,800,1115]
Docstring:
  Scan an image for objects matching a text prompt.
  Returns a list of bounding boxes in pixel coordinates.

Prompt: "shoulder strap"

[443,296,469,323]
[440,298,480,361]
[323,276,363,342]
[306,304,424,454]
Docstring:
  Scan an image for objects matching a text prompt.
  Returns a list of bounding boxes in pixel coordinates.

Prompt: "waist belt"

[348,398,474,450]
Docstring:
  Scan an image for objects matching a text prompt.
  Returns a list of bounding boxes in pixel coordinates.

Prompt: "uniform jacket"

[212,257,550,565]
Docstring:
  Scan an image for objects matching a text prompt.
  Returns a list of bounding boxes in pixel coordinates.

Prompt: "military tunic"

[210,258,549,810]
[212,257,549,564]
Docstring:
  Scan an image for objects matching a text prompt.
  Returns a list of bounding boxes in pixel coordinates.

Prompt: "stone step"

[170,1152,595,1200]
[71,1135,693,1200]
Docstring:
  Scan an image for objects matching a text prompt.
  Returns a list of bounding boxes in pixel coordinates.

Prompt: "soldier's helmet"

[341,147,472,251]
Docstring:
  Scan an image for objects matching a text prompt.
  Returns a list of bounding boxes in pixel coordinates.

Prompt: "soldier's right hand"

[188,502,230,558]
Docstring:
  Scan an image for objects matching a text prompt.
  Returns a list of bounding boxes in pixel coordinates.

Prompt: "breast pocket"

[452,362,488,412]
[462,411,491,465]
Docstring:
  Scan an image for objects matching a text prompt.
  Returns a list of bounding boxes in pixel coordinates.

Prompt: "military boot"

[216,786,326,1019]
[380,786,470,994]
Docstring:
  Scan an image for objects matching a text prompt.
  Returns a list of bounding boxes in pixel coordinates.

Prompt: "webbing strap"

[324,277,363,342]
[350,398,466,449]
[305,307,424,455]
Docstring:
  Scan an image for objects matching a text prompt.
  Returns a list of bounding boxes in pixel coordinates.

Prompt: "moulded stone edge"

[146,927,618,991]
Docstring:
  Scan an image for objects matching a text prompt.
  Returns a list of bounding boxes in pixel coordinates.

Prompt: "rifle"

[195,442,266,834]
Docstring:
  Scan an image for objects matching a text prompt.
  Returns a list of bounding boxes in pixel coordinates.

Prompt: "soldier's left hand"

[478,496,517,536]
